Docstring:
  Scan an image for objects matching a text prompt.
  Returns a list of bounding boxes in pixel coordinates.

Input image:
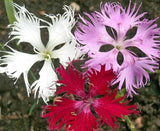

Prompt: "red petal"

[92,93,138,130]
[67,106,99,131]
[88,65,116,96]
[56,65,86,97]
[41,98,76,131]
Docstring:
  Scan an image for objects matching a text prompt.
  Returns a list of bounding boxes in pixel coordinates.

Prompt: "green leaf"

[0,43,6,51]
[116,88,126,99]
[28,101,37,116]
[4,0,16,24]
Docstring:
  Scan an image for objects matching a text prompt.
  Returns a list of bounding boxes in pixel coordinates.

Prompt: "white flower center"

[34,48,52,61]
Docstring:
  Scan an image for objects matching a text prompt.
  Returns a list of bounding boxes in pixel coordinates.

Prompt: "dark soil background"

[0,0,160,131]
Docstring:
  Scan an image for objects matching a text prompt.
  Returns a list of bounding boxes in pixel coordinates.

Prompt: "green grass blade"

[4,0,16,24]
[28,101,37,116]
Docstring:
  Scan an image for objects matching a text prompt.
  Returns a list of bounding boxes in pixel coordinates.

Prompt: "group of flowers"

[0,1,160,131]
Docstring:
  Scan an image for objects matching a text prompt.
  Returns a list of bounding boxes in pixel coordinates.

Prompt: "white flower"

[0,3,81,103]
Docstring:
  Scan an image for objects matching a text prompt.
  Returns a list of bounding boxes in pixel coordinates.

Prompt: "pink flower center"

[83,97,93,105]
[77,95,94,111]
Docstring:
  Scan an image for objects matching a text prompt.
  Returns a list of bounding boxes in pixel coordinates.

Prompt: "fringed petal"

[56,65,86,97]
[46,5,76,51]
[0,47,41,95]
[129,19,160,59]
[113,54,159,96]
[93,91,138,130]
[98,1,146,36]
[31,60,58,103]
[42,97,76,131]
[68,106,99,131]
[8,3,45,52]
[52,40,82,67]
[75,12,113,55]
[88,65,116,97]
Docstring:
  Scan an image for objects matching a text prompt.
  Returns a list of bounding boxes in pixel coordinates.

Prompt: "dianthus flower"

[75,1,160,96]
[42,65,138,131]
[0,4,81,103]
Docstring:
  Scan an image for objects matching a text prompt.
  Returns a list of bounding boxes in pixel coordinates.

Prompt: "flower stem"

[28,71,37,116]
[125,116,136,131]
[117,89,136,131]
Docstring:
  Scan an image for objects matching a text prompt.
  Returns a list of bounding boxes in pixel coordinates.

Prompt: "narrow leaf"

[4,0,16,24]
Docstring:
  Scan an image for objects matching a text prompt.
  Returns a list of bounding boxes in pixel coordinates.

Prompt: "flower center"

[114,40,124,51]
[84,97,93,106]
[43,51,52,60]
[115,45,123,50]
[33,48,52,61]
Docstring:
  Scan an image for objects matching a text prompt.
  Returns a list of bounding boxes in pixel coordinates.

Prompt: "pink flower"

[42,65,138,131]
[75,1,160,96]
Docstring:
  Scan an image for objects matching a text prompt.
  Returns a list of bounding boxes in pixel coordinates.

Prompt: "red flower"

[42,65,138,131]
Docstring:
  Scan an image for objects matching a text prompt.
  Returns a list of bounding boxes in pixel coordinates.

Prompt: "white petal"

[52,40,82,67]
[31,60,58,103]
[8,3,45,52]
[0,47,42,95]
[46,5,76,51]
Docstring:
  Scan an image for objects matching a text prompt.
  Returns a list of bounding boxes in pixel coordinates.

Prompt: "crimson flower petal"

[92,90,138,130]
[42,65,138,131]
[56,65,86,97]
[42,98,76,130]
[88,65,116,96]
[68,106,99,131]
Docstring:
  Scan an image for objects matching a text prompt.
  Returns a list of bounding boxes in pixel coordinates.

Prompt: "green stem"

[4,0,16,24]
[117,89,136,131]
[125,116,136,131]
[28,70,38,116]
